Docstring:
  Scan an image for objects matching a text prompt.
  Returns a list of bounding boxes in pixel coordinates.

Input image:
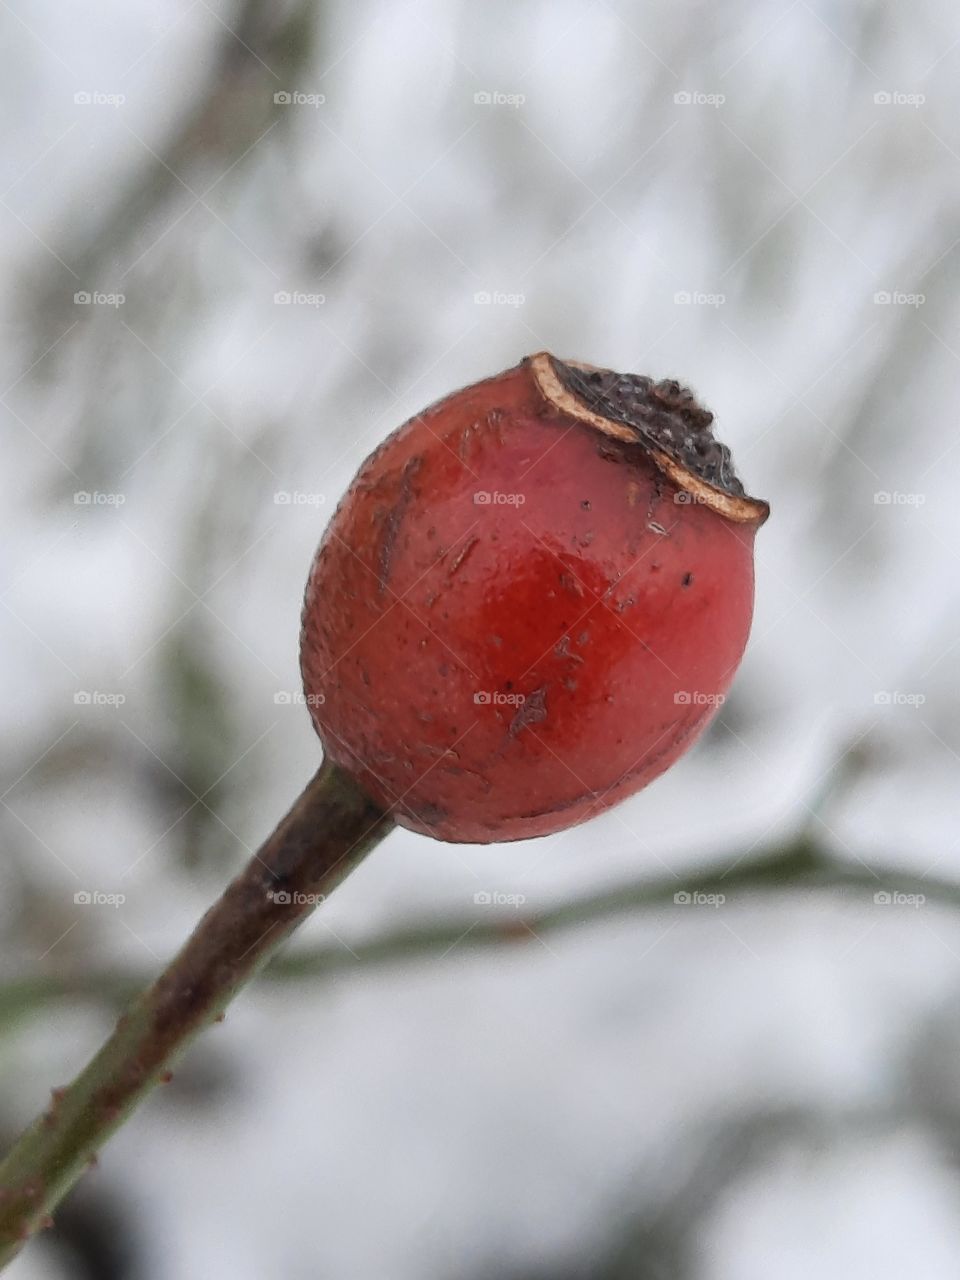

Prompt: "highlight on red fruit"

[300,352,769,843]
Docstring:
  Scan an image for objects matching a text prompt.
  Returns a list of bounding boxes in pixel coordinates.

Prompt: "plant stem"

[0,758,392,1267]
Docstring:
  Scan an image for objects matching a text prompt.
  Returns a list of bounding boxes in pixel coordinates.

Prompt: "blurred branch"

[25,0,317,346]
[0,736,927,1033]
[495,1102,919,1280]
[3,828,956,1031]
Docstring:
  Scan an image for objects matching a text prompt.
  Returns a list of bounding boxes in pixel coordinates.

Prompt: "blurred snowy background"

[2,0,960,1276]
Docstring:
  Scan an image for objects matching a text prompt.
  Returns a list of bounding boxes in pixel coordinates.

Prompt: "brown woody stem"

[0,758,392,1267]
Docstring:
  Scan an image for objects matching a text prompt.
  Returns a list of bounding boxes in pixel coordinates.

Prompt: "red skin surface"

[300,359,760,843]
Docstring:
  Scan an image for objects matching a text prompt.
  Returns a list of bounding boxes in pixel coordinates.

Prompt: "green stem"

[0,758,392,1267]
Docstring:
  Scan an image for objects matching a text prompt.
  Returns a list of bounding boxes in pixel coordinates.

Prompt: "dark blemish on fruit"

[645,476,666,522]
[377,455,422,593]
[581,499,591,510]
[505,680,513,690]
[554,635,584,663]
[682,572,693,587]
[558,571,584,597]
[415,802,449,827]
[508,686,548,738]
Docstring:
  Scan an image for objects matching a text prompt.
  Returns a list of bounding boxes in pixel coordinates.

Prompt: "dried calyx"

[527,352,769,525]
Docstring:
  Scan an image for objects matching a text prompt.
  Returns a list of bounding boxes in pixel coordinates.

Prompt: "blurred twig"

[0,736,920,1033]
[2,827,956,1031]
[25,0,317,348]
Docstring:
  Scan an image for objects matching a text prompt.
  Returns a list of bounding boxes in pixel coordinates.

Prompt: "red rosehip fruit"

[300,353,769,843]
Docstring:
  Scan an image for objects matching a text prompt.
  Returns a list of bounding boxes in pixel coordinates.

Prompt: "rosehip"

[300,353,768,843]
